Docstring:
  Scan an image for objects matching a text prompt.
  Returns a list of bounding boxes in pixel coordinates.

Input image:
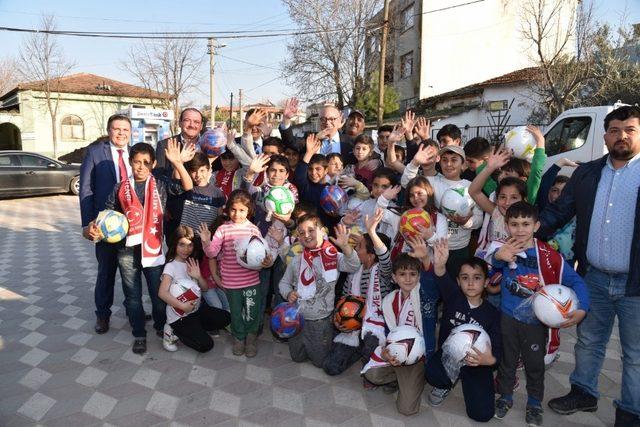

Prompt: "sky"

[0,0,638,110]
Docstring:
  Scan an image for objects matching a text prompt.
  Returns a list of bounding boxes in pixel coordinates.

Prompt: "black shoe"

[132,338,147,354]
[94,318,109,334]
[548,385,598,415]
[495,398,513,419]
[526,405,544,426]
[615,407,640,427]
[155,329,163,338]
[145,313,152,321]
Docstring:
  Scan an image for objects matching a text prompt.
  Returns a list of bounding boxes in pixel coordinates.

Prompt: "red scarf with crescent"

[118,177,165,267]
[296,240,338,300]
[215,168,239,199]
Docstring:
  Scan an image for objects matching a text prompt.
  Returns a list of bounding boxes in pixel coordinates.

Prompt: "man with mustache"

[537,105,640,427]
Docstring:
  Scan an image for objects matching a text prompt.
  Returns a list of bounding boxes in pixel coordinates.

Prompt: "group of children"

[92,109,590,426]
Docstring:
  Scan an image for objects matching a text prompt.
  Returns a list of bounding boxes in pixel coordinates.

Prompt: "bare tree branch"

[0,57,19,97]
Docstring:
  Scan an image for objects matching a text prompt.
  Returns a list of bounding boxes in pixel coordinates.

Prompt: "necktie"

[117,149,128,182]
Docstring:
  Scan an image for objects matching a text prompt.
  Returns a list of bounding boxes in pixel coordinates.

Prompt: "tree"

[355,71,399,120]
[519,0,595,121]
[122,37,204,133]
[280,0,382,109]
[18,15,75,158]
[0,57,19,97]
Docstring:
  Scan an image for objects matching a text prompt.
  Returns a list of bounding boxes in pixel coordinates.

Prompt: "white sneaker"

[428,387,450,406]
[162,324,178,352]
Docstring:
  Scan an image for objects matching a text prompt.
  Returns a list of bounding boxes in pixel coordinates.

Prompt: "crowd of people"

[79,101,640,426]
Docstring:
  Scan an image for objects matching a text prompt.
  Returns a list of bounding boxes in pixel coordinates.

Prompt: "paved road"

[0,195,622,426]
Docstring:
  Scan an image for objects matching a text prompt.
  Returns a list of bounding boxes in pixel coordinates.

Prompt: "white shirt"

[109,142,132,182]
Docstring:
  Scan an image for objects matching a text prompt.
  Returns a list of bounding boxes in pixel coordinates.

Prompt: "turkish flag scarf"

[118,177,165,267]
[296,240,338,300]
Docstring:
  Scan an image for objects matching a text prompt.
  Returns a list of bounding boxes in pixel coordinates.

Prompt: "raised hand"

[495,237,527,263]
[381,185,402,201]
[245,109,267,129]
[305,133,321,158]
[341,209,361,226]
[412,143,437,166]
[226,129,237,145]
[338,175,358,189]
[486,147,511,171]
[165,138,183,164]
[259,121,273,138]
[283,98,299,121]
[414,117,431,141]
[526,125,545,148]
[432,238,450,271]
[180,141,197,163]
[406,235,428,259]
[401,110,416,138]
[388,124,404,144]
[186,258,202,280]
[329,224,351,250]
[364,208,384,233]
[248,153,270,175]
[197,222,211,245]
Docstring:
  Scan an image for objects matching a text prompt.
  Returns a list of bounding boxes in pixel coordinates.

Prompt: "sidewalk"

[0,195,621,426]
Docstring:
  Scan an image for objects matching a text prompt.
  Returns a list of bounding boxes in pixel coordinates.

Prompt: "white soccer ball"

[236,235,269,270]
[264,186,296,216]
[384,325,426,365]
[504,126,536,161]
[169,278,201,318]
[532,284,578,328]
[443,324,491,365]
[440,187,475,218]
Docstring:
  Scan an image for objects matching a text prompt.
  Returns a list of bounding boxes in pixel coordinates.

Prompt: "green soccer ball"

[264,186,295,216]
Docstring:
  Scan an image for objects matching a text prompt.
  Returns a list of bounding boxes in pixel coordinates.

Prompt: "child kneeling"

[278,214,360,368]
[361,253,429,416]
[424,239,501,422]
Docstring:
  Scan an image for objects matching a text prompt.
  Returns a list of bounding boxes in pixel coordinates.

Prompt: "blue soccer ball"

[319,185,348,216]
[199,128,227,157]
[270,302,304,338]
[95,210,129,243]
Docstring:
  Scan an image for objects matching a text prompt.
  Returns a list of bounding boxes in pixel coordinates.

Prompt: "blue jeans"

[569,266,640,416]
[203,288,230,312]
[419,271,440,359]
[117,245,165,338]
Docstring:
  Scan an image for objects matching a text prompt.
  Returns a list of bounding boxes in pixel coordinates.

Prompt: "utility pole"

[229,92,234,128]
[239,88,244,134]
[207,38,216,125]
[376,0,390,127]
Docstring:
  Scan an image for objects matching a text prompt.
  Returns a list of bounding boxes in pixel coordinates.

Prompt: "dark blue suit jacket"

[79,141,119,227]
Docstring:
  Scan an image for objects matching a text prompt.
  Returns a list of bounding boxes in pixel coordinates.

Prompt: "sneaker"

[615,407,640,427]
[162,324,178,352]
[208,329,221,337]
[382,381,399,394]
[132,338,147,354]
[494,398,513,419]
[526,405,544,426]
[428,387,451,406]
[245,333,257,358]
[232,337,245,356]
[548,385,598,415]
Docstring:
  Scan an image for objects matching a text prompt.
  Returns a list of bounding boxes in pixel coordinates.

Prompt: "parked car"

[0,151,81,198]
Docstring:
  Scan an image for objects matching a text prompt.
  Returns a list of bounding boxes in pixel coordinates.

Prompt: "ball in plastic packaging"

[440,187,475,218]
[320,185,348,216]
[95,209,129,243]
[504,126,536,161]
[532,284,578,328]
[199,128,227,157]
[270,302,304,338]
[385,325,426,365]
[236,235,269,270]
[400,208,431,239]
[443,323,491,364]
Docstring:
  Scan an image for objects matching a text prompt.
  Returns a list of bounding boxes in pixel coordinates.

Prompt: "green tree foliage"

[355,71,399,121]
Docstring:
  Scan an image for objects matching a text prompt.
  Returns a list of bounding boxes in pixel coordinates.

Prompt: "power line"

[414,0,486,16]
[217,54,281,71]
[246,76,281,92]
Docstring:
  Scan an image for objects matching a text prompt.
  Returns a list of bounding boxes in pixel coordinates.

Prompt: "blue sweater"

[492,246,590,324]
[435,273,502,364]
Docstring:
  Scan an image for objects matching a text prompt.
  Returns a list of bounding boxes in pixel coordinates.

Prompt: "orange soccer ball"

[333,295,366,331]
[399,208,431,239]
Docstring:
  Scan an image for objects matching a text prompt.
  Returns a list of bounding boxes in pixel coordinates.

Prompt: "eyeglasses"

[320,117,340,123]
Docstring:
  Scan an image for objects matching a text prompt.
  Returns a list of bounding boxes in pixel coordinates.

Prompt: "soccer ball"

[94,210,129,243]
[320,185,348,216]
[198,128,227,157]
[270,302,304,338]
[385,325,426,365]
[504,126,536,161]
[264,186,296,216]
[443,324,491,364]
[440,187,475,218]
[399,208,431,239]
[236,235,269,270]
[532,284,578,328]
[333,295,366,331]
[169,278,201,318]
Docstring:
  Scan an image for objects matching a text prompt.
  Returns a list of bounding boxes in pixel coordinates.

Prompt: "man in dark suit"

[79,114,132,334]
[154,108,203,239]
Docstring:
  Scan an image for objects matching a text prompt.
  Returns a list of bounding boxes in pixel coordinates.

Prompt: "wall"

[419,0,577,99]
[9,91,163,158]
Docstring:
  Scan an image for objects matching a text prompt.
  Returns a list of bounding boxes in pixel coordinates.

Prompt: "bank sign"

[129,108,174,120]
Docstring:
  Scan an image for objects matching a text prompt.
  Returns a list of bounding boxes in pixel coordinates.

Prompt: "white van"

[543,103,628,174]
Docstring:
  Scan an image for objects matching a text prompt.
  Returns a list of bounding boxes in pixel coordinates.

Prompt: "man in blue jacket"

[538,105,640,427]
[79,114,132,335]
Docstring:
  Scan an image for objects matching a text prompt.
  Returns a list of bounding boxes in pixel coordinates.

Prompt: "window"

[0,154,19,166]
[401,4,415,31]
[544,116,592,157]
[400,51,413,78]
[487,100,509,111]
[61,115,84,140]
[18,154,51,167]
